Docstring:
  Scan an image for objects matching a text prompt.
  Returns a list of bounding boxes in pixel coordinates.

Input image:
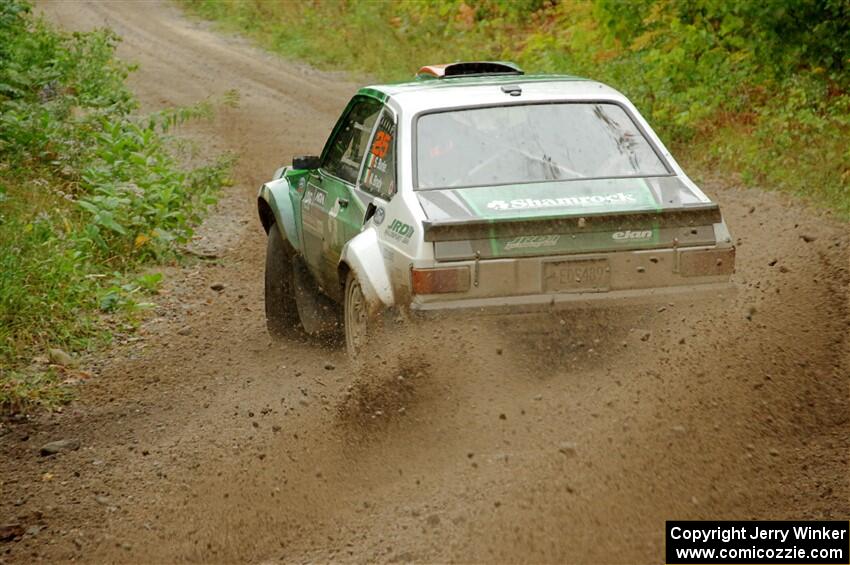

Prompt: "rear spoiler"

[422,204,722,242]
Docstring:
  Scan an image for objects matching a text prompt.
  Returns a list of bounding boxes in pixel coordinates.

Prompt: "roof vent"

[416,61,524,80]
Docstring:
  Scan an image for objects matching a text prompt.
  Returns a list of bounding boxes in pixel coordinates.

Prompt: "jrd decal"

[386,219,414,243]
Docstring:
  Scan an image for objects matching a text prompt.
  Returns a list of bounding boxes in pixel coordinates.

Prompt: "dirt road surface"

[2,2,848,563]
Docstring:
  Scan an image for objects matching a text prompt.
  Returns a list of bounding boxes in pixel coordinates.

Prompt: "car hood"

[415,176,711,222]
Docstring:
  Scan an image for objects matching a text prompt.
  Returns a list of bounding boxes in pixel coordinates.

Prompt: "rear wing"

[422,203,722,242]
[416,61,523,80]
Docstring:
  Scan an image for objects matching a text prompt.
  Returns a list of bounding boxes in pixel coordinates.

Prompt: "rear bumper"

[408,281,736,318]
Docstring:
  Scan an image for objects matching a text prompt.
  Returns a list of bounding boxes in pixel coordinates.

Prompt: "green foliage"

[0,0,231,412]
[97,272,162,314]
[183,0,849,216]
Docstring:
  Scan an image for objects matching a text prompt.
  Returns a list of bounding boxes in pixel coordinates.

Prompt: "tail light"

[679,247,735,277]
[411,266,471,294]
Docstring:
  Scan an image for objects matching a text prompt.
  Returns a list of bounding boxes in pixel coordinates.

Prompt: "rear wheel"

[264,223,302,339]
[344,271,370,359]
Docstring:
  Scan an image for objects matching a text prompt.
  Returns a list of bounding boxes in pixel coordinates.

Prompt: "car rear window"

[416,102,670,189]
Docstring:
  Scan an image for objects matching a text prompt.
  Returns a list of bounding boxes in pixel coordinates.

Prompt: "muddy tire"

[344,271,371,360]
[292,257,342,336]
[264,223,302,339]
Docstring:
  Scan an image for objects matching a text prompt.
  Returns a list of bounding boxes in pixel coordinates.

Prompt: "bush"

[0,1,231,412]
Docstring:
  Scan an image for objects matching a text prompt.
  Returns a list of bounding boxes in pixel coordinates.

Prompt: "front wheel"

[344,271,371,359]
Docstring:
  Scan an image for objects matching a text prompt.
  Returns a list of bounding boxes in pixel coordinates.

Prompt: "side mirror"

[292,155,321,170]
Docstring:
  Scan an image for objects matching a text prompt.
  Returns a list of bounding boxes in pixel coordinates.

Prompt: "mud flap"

[292,257,341,335]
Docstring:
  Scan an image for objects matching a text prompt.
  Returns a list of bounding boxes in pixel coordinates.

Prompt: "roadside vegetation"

[0,1,231,412]
[183,0,849,216]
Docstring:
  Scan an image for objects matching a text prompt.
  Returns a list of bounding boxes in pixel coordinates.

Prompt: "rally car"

[257,61,735,358]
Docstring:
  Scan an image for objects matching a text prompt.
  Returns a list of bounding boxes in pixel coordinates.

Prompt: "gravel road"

[2,1,848,563]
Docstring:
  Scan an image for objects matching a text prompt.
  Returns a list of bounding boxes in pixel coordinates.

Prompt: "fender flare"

[339,227,394,308]
[257,170,302,254]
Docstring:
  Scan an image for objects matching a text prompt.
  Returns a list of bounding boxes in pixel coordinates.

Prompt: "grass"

[0,1,233,413]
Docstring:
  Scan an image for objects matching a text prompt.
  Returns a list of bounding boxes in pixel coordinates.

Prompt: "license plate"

[544,259,610,293]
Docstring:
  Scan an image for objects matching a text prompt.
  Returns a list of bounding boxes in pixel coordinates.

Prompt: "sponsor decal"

[386,219,414,244]
[504,234,561,250]
[313,188,327,207]
[327,202,345,249]
[372,206,385,225]
[363,151,389,191]
[297,177,307,191]
[612,230,653,241]
[486,192,638,211]
[328,198,341,219]
[373,158,389,173]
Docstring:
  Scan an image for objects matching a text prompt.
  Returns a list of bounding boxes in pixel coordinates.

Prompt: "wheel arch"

[258,176,302,254]
[339,228,394,309]
[258,197,275,234]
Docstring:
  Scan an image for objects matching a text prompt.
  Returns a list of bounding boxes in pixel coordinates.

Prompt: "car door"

[302,96,383,290]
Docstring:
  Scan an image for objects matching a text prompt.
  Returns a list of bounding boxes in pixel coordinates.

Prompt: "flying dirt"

[1,1,848,563]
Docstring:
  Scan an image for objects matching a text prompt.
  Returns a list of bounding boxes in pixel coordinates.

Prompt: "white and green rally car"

[257,61,735,358]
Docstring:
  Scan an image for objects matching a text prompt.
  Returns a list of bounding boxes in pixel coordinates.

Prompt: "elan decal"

[612,230,653,241]
[486,192,638,211]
